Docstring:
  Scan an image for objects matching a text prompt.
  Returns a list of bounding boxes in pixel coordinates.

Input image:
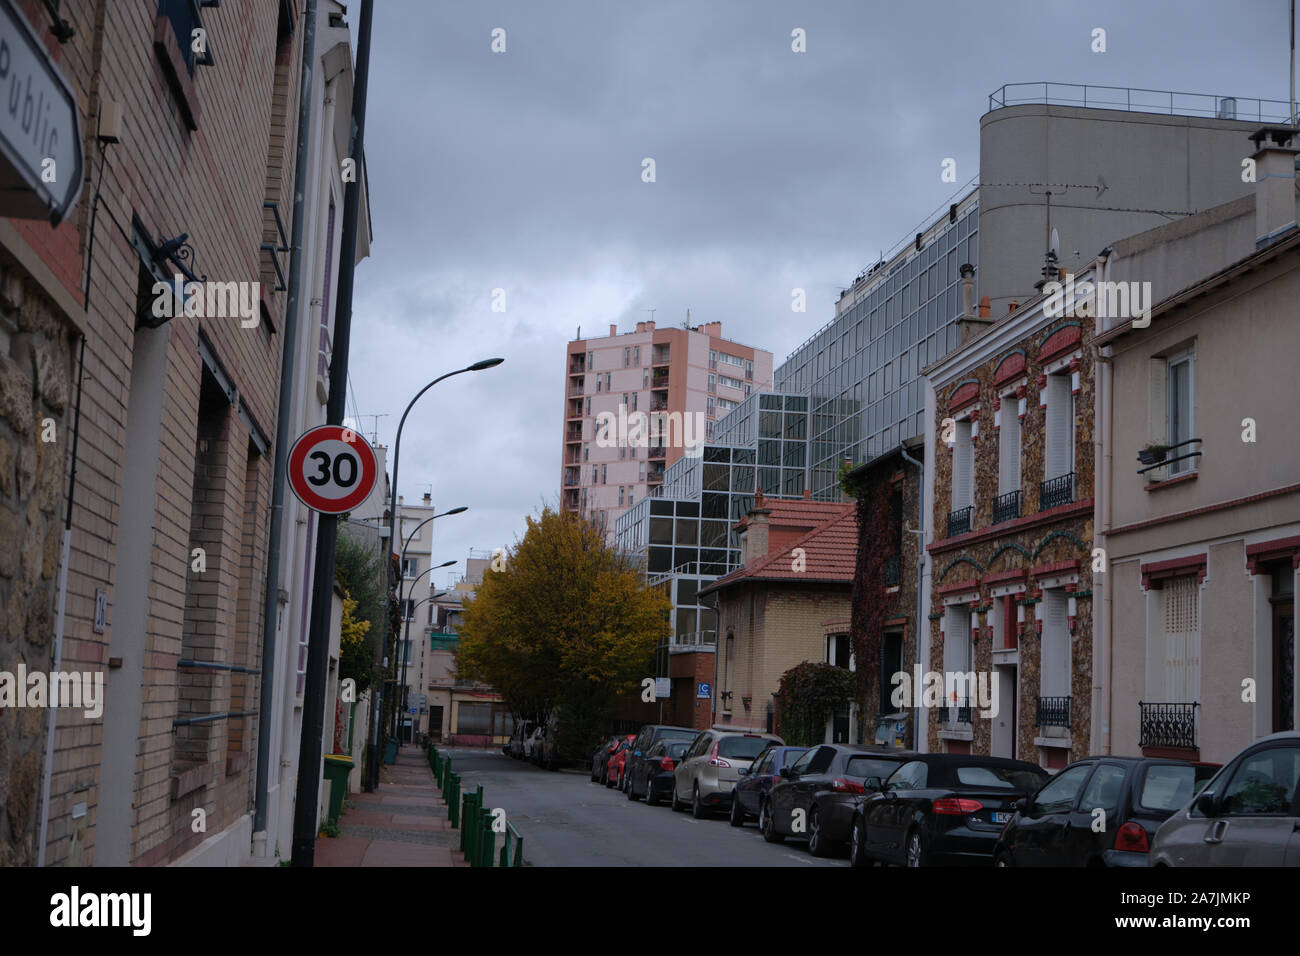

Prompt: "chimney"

[645,320,655,331]
[422,492,431,505]
[956,264,993,345]
[635,321,644,332]
[1250,126,1299,248]
[742,490,771,565]
[398,495,404,506]
[609,323,617,337]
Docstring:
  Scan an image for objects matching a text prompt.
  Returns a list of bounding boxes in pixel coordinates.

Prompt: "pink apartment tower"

[562,319,774,536]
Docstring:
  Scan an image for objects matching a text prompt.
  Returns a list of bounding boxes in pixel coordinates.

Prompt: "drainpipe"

[899,444,925,752]
[254,0,317,846]
[1095,250,1115,756]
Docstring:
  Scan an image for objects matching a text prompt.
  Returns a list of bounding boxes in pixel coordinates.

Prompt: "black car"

[643,739,691,805]
[993,756,1220,867]
[761,744,914,856]
[730,745,808,827]
[850,754,1049,867]
[625,725,700,801]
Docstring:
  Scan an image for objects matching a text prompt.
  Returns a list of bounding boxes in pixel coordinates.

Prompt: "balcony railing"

[647,445,666,459]
[1139,701,1199,750]
[992,489,1021,525]
[1039,472,1074,511]
[943,698,972,725]
[988,83,1295,123]
[260,200,289,292]
[947,505,972,537]
[1036,695,1071,729]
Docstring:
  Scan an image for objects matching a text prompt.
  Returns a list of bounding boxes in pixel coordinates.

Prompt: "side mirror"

[1015,797,1031,816]
[864,776,883,792]
[779,767,793,779]
[1195,792,1219,817]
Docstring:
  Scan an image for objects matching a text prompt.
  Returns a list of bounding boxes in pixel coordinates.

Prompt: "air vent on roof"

[1216,97,1237,120]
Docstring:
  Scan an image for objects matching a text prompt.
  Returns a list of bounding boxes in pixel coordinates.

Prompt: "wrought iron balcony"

[1139,701,1199,750]
[943,698,972,725]
[1036,695,1071,728]
[1039,472,1075,511]
[947,505,972,537]
[992,489,1021,525]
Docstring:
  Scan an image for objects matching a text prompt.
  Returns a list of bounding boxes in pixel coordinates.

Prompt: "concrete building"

[1092,127,1300,765]
[562,318,773,536]
[0,0,372,867]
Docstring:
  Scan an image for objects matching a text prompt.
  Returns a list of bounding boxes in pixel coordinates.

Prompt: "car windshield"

[665,742,689,757]
[846,756,901,779]
[1139,764,1216,813]
[953,765,1045,790]
[659,729,697,742]
[718,736,775,760]
[780,748,809,767]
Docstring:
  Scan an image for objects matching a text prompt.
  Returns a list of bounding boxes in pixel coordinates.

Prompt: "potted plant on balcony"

[1138,441,1170,465]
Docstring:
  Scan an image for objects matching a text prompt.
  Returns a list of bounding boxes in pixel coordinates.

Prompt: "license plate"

[991,811,1012,824]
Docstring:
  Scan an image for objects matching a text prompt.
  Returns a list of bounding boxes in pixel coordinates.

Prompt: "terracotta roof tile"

[703,506,859,595]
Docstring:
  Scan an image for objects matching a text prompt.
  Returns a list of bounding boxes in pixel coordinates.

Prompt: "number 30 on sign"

[287,424,379,514]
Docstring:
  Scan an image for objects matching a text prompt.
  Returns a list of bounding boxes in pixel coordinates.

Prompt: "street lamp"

[399,506,467,573]
[394,559,456,741]
[370,358,501,781]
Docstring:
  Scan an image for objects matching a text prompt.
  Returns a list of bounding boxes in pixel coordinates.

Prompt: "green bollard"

[479,807,493,867]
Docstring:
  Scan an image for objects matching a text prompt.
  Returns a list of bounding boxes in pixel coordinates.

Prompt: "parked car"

[643,739,692,805]
[624,725,701,801]
[1150,730,1300,867]
[850,754,1049,867]
[508,721,536,759]
[760,744,913,855]
[671,729,784,818]
[994,756,1219,866]
[604,734,637,789]
[524,725,545,765]
[731,745,808,827]
[590,735,623,782]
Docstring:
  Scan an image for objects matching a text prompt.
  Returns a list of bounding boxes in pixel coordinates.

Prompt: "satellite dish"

[1050,228,1060,257]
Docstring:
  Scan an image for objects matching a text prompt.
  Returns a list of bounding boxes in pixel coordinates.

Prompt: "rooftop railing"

[988,82,1295,124]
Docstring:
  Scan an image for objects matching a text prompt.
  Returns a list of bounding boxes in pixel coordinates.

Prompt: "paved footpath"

[316,746,467,867]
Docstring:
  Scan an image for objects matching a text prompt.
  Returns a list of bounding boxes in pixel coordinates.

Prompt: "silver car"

[1150,731,1300,866]
[671,728,783,819]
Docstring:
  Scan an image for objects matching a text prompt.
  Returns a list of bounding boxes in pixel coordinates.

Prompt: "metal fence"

[989,83,1295,124]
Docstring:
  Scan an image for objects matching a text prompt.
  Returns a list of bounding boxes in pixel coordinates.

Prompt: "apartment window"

[625,347,631,367]
[643,368,649,388]
[995,398,1021,523]
[601,464,607,483]
[628,491,635,506]
[401,558,418,579]
[623,392,629,410]
[583,444,589,462]
[943,605,972,714]
[639,462,646,480]
[158,0,216,76]
[586,351,592,370]
[1041,372,1075,509]
[708,373,716,392]
[949,420,974,530]
[592,465,598,484]
[1041,589,1070,700]
[826,633,852,670]
[605,372,611,391]
[1167,350,1195,476]
[707,397,715,417]
[584,397,591,416]
[631,392,638,412]
[634,346,641,365]
[596,376,602,393]
[401,598,416,621]
[619,444,625,460]
[744,384,752,396]
[1149,576,1201,704]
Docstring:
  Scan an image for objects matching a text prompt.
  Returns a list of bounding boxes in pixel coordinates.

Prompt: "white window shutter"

[1148,357,1168,445]
[999,409,1020,495]
[1162,577,1200,702]
[1041,589,1070,697]
[953,422,973,508]
[1044,374,1071,481]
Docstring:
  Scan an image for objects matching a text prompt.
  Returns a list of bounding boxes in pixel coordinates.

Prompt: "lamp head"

[468,358,505,371]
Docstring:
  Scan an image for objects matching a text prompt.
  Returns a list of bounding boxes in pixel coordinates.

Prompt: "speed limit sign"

[287,424,379,514]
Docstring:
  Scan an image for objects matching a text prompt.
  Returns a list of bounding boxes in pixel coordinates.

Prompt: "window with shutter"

[1041,589,1070,698]
[944,605,972,683]
[999,406,1020,495]
[1163,576,1201,702]
[953,421,974,509]
[1167,353,1194,476]
[1044,373,1072,481]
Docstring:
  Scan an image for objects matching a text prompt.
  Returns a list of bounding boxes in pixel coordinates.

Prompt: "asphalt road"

[442,747,849,867]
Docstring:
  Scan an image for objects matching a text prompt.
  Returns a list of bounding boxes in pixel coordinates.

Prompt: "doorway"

[991,665,1017,758]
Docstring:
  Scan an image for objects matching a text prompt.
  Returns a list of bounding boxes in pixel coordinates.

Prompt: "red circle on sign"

[287,424,378,514]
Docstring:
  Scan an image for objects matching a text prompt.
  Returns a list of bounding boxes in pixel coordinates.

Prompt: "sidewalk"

[316,746,468,867]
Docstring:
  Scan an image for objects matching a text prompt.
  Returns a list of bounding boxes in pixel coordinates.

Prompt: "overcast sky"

[347,0,1292,588]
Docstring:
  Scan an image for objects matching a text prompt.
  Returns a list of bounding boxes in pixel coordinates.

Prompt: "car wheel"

[994,850,1011,868]
[808,806,829,857]
[646,784,658,807]
[604,770,615,788]
[670,784,683,812]
[692,785,707,819]
[850,816,872,869]
[729,793,745,827]
[627,773,639,801]
[905,828,928,868]
[760,800,784,844]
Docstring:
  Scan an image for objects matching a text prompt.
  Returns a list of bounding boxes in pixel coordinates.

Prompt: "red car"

[605,734,637,789]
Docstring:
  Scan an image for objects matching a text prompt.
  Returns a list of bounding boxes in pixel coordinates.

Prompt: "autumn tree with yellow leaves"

[457,507,670,761]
